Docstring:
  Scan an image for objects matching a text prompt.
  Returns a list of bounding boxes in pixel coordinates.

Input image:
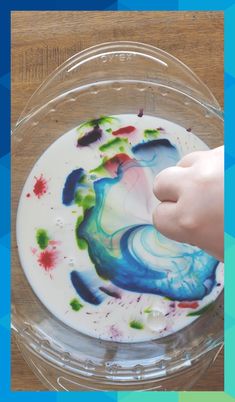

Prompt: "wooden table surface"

[11,11,224,391]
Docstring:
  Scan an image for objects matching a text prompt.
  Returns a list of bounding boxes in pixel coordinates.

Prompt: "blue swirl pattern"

[63,139,218,304]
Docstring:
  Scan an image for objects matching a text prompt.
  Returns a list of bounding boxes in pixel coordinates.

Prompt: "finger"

[153,166,183,202]
[152,201,180,240]
[177,151,203,168]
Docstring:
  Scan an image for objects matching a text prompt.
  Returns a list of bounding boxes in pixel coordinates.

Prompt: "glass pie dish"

[12,41,224,391]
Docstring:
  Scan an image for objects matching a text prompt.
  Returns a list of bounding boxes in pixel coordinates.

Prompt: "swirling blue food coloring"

[63,135,218,305]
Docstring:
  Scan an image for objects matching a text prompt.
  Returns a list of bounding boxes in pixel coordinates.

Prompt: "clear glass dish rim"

[13,40,222,129]
[12,304,224,382]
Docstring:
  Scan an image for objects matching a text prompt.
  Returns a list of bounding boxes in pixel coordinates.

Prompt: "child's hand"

[153,146,224,261]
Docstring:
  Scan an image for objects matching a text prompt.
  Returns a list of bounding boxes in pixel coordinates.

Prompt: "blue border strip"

[0,5,11,399]
[224,4,235,399]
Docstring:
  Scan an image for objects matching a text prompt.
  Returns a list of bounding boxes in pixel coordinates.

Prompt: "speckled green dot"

[144,129,160,139]
[129,320,144,330]
[36,229,49,250]
[75,215,87,249]
[70,298,83,311]
[144,307,152,314]
[99,137,129,152]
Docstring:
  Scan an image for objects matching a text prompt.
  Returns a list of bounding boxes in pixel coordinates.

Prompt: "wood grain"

[11,11,224,391]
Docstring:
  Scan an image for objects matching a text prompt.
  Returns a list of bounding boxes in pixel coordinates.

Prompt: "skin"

[152,146,224,262]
